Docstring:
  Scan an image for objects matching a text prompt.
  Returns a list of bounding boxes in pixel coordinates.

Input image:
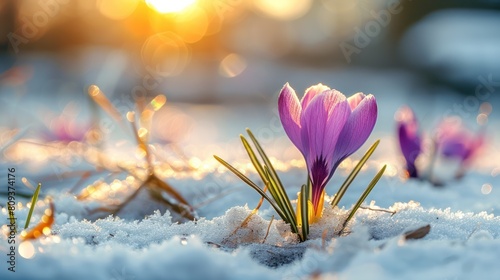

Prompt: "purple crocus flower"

[44,117,90,142]
[278,83,377,216]
[436,118,484,164]
[396,106,421,178]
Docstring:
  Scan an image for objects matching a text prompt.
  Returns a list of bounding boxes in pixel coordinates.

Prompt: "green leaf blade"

[213,155,288,221]
[240,136,267,184]
[25,183,42,229]
[331,140,380,208]
[299,184,309,240]
[264,166,298,234]
[246,129,296,222]
[343,165,386,227]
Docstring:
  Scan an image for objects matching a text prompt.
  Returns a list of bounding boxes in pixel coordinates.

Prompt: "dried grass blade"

[88,85,122,122]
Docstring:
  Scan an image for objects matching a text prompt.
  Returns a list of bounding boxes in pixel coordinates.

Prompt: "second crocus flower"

[436,118,485,176]
[396,106,422,178]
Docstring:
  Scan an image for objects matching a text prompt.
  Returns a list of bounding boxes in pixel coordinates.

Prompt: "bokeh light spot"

[150,95,167,111]
[19,241,36,259]
[138,128,149,139]
[492,167,500,177]
[481,183,492,195]
[219,53,247,78]
[476,113,488,125]
[189,157,202,169]
[126,111,136,122]
[42,226,51,236]
[88,85,100,97]
[384,164,398,177]
[480,102,493,115]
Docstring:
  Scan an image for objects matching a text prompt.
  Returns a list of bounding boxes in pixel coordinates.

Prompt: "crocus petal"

[300,91,351,212]
[300,83,331,109]
[396,106,421,177]
[278,83,303,151]
[324,91,353,164]
[441,140,468,159]
[45,118,89,142]
[347,92,365,110]
[436,118,467,160]
[300,93,331,166]
[333,93,377,166]
[310,156,329,213]
[301,91,350,169]
[398,123,420,177]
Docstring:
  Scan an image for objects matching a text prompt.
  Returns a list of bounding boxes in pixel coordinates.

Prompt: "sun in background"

[146,0,197,14]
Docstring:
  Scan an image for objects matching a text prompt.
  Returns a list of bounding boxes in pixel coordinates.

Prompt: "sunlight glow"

[253,0,312,20]
[99,0,139,20]
[174,6,209,43]
[146,0,196,14]
[141,32,191,76]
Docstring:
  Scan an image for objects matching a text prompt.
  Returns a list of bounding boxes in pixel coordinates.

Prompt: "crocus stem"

[407,164,418,178]
[426,138,439,185]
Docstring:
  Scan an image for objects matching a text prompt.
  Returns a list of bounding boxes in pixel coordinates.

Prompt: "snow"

[5,196,500,279]
[3,148,500,280]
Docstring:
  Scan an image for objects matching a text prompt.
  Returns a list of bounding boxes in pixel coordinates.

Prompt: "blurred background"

[0,0,499,164]
[2,0,500,100]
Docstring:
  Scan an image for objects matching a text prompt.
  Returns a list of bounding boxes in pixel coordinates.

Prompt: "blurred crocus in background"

[436,118,485,178]
[278,83,377,218]
[396,107,487,184]
[38,102,93,143]
[42,114,91,143]
[42,116,91,143]
[396,106,422,179]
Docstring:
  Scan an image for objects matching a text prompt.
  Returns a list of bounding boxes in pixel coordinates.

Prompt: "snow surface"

[3,195,500,280]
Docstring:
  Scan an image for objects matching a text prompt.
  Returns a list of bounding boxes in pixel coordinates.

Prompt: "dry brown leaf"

[404,224,431,240]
